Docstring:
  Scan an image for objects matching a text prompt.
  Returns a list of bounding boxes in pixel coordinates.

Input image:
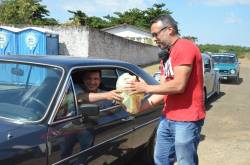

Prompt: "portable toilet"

[0,26,20,55]
[18,27,59,55]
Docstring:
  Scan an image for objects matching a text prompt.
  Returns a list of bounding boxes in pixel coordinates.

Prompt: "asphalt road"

[128,59,250,165]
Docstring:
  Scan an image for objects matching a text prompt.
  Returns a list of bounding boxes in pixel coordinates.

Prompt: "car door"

[209,58,217,92]
[47,78,87,165]
[204,57,214,95]
[121,68,162,150]
[71,67,135,165]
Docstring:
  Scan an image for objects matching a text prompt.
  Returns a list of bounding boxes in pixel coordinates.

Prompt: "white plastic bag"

[116,73,144,114]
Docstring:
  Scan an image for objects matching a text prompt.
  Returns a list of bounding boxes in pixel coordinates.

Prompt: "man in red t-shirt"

[126,14,205,165]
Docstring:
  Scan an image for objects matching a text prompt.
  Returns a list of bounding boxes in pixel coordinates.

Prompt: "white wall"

[46,26,160,65]
[89,29,159,65]
[47,26,89,57]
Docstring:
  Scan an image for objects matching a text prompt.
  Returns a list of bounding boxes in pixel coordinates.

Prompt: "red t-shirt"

[160,39,205,121]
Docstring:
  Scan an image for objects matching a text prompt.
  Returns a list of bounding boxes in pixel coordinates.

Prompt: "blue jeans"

[154,118,204,165]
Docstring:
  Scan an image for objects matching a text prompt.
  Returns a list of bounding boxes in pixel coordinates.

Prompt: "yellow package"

[116,73,144,114]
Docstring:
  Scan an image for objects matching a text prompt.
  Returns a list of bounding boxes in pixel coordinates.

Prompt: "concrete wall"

[47,26,89,57]
[47,26,160,65]
[88,28,159,65]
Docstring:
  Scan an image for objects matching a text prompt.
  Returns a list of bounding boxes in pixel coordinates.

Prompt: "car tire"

[216,81,220,95]
[235,73,240,84]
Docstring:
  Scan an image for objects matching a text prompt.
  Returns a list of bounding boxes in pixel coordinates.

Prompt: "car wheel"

[235,73,240,84]
[216,81,220,95]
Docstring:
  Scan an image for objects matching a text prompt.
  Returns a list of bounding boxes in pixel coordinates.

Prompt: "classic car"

[211,52,240,83]
[152,53,220,105]
[0,55,162,165]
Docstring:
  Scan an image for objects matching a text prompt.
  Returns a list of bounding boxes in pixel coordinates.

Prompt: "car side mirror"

[79,104,100,116]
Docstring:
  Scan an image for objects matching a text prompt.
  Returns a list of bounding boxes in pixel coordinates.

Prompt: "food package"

[116,73,144,114]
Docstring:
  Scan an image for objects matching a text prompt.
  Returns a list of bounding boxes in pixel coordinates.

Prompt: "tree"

[182,36,198,43]
[68,10,88,26]
[103,3,172,30]
[66,3,172,30]
[0,0,58,25]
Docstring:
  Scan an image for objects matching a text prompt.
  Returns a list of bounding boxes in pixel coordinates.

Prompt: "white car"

[202,53,220,104]
[152,53,220,105]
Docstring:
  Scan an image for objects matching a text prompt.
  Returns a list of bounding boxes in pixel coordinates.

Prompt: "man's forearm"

[77,92,106,103]
[140,94,164,112]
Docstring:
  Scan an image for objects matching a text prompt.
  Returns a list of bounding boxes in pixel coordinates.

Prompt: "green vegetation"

[0,0,58,25]
[65,3,171,30]
[199,44,250,58]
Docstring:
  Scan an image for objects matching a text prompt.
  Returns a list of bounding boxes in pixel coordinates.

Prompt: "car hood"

[0,119,23,133]
[0,119,46,144]
[214,63,237,70]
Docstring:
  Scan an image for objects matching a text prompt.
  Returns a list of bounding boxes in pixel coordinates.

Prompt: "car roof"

[0,55,135,71]
[211,52,236,57]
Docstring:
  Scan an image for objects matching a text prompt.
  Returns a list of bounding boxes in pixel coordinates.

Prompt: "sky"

[41,0,250,47]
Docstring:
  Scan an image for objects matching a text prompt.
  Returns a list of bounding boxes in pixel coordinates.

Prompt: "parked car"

[211,52,240,83]
[0,55,162,165]
[152,53,220,104]
[202,53,220,104]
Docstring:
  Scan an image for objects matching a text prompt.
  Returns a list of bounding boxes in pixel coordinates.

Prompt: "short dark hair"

[82,69,102,78]
[151,14,179,35]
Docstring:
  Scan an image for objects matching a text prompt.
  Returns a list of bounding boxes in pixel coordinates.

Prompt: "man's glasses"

[151,26,168,38]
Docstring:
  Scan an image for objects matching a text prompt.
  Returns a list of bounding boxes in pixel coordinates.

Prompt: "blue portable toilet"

[18,27,59,55]
[0,26,20,55]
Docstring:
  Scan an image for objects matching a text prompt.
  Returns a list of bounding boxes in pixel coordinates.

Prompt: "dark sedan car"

[0,55,162,165]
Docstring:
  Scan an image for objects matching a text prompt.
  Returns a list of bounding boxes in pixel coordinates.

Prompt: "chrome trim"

[133,117,160,130]
[100,105,122,113]
[48,78,71,124]
[49,115,82,126]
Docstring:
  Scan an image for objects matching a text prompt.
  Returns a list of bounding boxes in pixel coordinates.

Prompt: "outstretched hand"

[124,81,148,95]
[105,90,123,101]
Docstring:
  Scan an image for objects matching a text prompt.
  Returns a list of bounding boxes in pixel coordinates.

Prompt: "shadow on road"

[206,91,225,111]
[200,134,206,142]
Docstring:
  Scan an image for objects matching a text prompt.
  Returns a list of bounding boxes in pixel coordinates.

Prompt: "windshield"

[212,55,236,64]
[0,61,62,122]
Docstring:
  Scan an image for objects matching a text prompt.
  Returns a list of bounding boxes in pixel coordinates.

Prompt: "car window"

[212,55,236,64]
[55,81,77,121]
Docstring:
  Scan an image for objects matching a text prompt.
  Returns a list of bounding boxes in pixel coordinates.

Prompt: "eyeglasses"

[151,26,168,38]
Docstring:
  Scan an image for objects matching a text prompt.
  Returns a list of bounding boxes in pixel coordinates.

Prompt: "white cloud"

[191,0,250,6]
[224,12,242,24]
